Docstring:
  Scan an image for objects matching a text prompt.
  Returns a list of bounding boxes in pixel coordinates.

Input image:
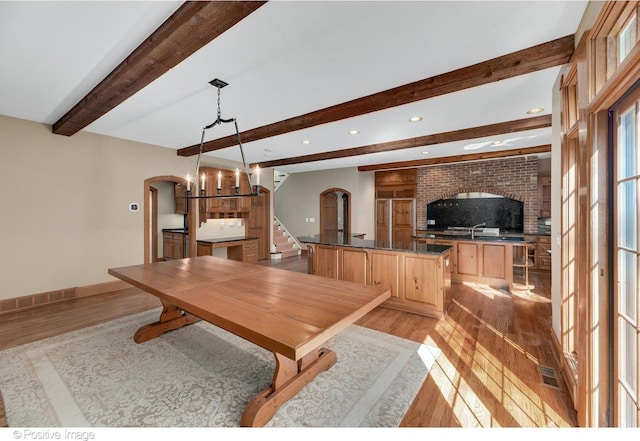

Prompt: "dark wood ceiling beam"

[52,1,267,136]
[252,114,551,168]
[179,34,573,156]
[356,144,551,172]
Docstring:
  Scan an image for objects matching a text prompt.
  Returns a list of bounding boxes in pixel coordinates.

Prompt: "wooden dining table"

[108,256,390,427]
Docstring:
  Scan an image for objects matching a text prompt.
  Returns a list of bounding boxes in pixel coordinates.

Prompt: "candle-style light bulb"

[186,174,192,190]
[255,165,260,186]
[217,171,222,189]
[235,168,240,188]
[201,173,205,190]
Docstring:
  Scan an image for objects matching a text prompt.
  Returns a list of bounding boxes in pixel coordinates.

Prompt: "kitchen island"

[299,234,452,318]
[413,231,536,291]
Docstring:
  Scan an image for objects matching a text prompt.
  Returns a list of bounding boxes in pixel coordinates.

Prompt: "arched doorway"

[143,175,187,264]
[320,188,351,236]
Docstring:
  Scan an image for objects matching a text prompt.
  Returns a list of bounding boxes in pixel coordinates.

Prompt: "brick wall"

[416,156,539,234]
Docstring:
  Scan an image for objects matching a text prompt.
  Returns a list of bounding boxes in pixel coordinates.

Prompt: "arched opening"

[320,188,351,236]
[143,175,187,264]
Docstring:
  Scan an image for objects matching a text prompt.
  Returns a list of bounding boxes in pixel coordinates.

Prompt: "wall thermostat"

[129,202,140,212]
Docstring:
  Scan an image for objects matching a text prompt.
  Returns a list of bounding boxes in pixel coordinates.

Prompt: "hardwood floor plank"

[0,257,577,427]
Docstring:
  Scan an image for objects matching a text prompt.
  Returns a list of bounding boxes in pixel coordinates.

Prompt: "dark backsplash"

[426,197,524,233]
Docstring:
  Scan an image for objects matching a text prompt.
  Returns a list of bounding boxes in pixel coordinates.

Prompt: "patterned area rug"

[0,309,439,427]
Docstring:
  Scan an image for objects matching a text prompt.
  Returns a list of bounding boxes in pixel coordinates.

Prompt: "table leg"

[133,300,200,343]
[240,347,337,427]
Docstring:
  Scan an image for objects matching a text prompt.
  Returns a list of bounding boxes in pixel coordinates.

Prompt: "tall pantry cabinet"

[375,169,417,244]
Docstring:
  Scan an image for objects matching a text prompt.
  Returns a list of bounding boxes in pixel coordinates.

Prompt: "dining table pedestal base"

[241,348,337,427]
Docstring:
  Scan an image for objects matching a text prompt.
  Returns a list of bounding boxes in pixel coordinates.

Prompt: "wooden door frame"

[250,185,271,260]
[149,186,158,262]
[144,175,187,264]
[320,188,351,236]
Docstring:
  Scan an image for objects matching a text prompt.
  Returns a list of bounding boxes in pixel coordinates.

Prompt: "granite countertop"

[298,234,451,256]
[196,236,258,244]
[415,229,550,237]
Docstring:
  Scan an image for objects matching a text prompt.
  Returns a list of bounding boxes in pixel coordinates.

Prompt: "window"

[613,87,640,427]
[619,13,638,64]
[591,2,640,96]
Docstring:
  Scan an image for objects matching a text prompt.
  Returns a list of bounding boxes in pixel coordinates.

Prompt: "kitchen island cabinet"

[300,234,452,319]
[414,233,535,291]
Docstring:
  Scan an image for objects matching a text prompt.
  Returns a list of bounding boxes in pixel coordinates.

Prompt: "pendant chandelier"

[186,78,261,199]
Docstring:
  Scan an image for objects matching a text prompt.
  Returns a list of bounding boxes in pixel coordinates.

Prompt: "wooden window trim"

[589,2,640,101]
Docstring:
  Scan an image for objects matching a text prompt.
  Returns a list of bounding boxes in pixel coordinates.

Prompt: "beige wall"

[274,168,375,241]
[0,115,263,300]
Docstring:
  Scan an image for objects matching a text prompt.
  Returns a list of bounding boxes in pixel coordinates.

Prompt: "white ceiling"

[0,1,588,173]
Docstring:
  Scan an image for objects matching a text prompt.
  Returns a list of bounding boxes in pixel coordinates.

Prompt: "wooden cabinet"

[316,246,341,280]
[391,199,415,244]
[403,254,439,308]
[314,245,369,283]
[243,239,259,263]
[456,242,479,276]
[482,243,507,279]
[196,238,259,263]
[536,235,551,271]
[375,169,417,198]
[306,243,451,318]
[376,198,415,243]
[370,250,402,300]
[174,183,188,215]
[375,199,390,242]
[342,248,368,285]
[197,241,212,257]
[247,190,269,260]
[538,176,551,218]
[416,237,514,290]
[199,166,252,220]
[227,239,258,263]
[163,231,187,260]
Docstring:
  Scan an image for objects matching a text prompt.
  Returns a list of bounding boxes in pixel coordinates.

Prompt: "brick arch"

[415,156,539,233]
[425,187,524,205]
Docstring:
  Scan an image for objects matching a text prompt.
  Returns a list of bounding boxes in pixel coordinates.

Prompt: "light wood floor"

[0,255,578,427]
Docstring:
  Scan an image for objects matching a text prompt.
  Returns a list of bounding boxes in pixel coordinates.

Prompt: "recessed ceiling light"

[409,116,422,123]
[301,140,311,145]
[491,141,503,146]
[422,151,430,155]
[527,107,544,114]
[349,130,360,135]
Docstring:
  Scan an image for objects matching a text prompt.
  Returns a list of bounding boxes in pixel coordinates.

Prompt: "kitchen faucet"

[471,223,486,240]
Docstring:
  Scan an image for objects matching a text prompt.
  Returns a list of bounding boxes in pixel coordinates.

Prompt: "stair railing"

[273,215,303,252]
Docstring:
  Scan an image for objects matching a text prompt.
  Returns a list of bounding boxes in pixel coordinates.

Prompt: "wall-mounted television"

[426,193,523,233]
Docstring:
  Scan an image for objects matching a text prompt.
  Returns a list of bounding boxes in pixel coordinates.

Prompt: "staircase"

[272,220,301,259]
[273,170,290,192]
